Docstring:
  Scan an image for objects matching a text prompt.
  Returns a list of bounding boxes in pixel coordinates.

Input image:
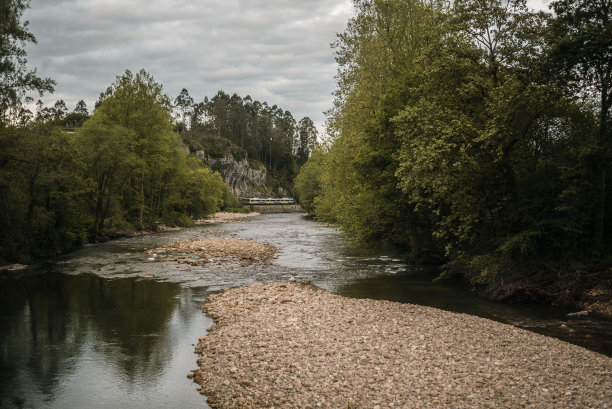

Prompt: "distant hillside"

[175,90,318,198]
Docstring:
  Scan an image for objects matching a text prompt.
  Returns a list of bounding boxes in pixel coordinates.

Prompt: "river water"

[1,213,610,408]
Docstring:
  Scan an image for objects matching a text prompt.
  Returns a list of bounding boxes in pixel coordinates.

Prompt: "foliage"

[295,0,612,301]
[294,148,326,213]
[176,89,318,194]
[0,69,230,261]
[82,69,227,233]
[0,124,89,261]
[0,0,55,125]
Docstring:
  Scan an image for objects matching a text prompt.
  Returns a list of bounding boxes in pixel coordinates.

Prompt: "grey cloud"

[25,0,354,130]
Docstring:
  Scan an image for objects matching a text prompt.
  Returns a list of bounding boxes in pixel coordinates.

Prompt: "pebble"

[148,238,278,267]
[192,282,612,409]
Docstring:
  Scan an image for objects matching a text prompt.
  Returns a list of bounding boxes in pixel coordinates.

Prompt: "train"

[241,197,295,205]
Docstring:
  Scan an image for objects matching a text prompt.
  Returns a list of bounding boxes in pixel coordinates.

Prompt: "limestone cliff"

[195,151,270,198]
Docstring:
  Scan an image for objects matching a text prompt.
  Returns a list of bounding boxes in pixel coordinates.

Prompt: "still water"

[1,213,610,408]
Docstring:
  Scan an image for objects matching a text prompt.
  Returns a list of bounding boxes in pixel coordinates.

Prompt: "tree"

[85,69,226,230]
[79,117,139,236]
[52,99,67,120]
[74,100,88,115]
[0,123,88,260]
[297,0,609,303]
[296,117,318,165]
[547,0,612,249]
[174,88,194,131]
[311,0,443,249]
[294,147,326,212]
[63,100,89,127]
[0,0,55,125]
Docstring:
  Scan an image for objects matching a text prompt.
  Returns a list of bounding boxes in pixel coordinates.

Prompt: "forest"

[0,69,234,262]
[295,0,612,304]
[175,89,318,196]
[0,1,315,263]
[0,71,316,262]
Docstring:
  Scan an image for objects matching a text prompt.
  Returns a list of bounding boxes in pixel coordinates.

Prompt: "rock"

[0,263,28,271]
[196,153,269,198]
[567,311,588,318]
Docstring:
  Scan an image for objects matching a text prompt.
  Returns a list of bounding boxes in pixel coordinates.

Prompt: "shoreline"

[0,211,261,270]
[193,281,611,408]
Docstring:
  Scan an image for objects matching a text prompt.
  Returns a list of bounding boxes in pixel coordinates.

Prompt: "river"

[1,213,610,408]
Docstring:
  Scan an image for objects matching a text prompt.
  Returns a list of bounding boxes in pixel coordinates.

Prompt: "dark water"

[0,214,610,408]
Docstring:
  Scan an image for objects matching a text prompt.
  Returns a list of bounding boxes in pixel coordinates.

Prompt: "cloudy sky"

[25,0,551,133]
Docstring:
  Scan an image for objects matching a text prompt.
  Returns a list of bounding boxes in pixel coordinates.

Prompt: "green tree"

[174,88,193,132]
[310,0,443,250]
[73,100,88,115]
[0,0,55,124]
[79,117,139,236]
[298,0,609,303]
[296,117,318,165]
[83,69,226,231]
[0,124,88,261]
[294,147,326,213]
[547,0,612,249]
[181,156,226,219]
[52,99,67,120]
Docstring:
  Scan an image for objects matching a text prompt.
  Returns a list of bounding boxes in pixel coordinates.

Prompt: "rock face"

[196,151,269,198]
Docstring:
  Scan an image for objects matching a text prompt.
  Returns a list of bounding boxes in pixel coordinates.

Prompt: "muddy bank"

[193,282,611,409]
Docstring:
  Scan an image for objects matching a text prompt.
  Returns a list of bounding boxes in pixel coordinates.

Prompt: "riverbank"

[250,204,302,214]
[196,211,261,224]
[193,281,611,409]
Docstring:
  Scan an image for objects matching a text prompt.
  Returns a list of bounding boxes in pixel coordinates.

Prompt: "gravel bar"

[193,282,611,408]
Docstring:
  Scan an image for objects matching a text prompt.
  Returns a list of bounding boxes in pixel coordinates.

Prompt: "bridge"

[240,197,301,213]
[240,197,295,205]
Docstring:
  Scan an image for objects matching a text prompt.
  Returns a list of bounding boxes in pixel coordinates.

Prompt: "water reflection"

[0,272,210,409]
[337,271,612,356]
[1,213,610,408]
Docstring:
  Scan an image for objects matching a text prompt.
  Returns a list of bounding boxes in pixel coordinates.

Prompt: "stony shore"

[192,282,611,409]
[197,211,261,224]
[147,238,278,267]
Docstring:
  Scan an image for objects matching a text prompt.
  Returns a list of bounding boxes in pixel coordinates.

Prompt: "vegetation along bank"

[295,0,612,308]
[1,2,317,264]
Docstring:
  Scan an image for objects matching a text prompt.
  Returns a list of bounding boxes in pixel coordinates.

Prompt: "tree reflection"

[0,272,182,407]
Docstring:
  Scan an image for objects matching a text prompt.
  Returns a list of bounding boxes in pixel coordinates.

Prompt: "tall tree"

[52,99,67,120]
[547,0,612,249]
[174,88,193,131]
[0,0,55,124]
[296,117,318,165]
[74,100,88,115]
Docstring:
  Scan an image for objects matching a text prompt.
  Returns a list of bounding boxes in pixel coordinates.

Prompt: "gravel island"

[193,282,611,408]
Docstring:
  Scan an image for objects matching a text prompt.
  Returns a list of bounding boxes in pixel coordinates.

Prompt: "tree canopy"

[0,0,55,125]
[295,0,611,304]
[0,69,231,262]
